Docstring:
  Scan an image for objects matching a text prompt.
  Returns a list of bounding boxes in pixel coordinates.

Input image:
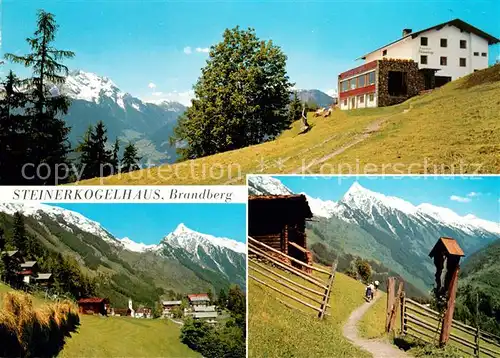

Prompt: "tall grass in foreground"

[0,291,80,358]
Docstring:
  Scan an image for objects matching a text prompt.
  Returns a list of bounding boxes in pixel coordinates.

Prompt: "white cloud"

[148,82,156,89]
[450,195,471,203]
[183,46,192,55]
[144,90,195,107]
[466,192,481,197]
[196,47,209,53]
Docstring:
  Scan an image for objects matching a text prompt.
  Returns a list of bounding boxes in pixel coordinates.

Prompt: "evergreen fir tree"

[288,92,302,123]
[5,10,74,185]
[0,228,5,252]
[77,122,113,179]
[111,137,120,173]
[90,121,113,177]
[0,71,29,184]
[12,212,27,253]
[122,143,141,173]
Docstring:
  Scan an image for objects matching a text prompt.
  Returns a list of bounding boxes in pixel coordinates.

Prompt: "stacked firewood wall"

[377,59,425,107]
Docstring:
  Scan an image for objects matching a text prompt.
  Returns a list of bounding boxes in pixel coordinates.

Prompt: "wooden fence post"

[385,277,396,332]
[389,281,404,332]
[474,326,480,357]
[439,265,460,346]
[318,261,337,320]
[400,292,406,335]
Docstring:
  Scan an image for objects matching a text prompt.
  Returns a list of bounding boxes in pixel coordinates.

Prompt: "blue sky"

[3,0,499,105]
[275,175,500,222]
[48,203,247,245]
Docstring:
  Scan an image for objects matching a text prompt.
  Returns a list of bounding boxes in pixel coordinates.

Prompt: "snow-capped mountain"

[117,237,159,253]
[158,223,246,287]
[249,176,499,290]
[248,175,293,195]
[0,202,118,244]
[0,202,245,289]
[57,70,186,165]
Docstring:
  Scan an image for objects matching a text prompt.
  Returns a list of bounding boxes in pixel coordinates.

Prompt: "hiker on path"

[365,282,375,301]
[374,280,380,292]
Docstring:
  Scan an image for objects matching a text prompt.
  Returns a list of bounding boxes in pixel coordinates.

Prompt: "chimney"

[402,28,412,37]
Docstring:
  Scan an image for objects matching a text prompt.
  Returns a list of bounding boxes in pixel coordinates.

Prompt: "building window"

[460,40,467,49]
[440,56,447,66]
[359,96,364,104]
[341,81,348,92]
[358,75,366,87]
[382,49,387,56]
[460,58,466,67]
[420,37,428,46]
[440,38,447,47]
[473,52,479,56]
[481,52,487,57]
[420,55,428,64]
[369,94,374,101]
[343,99,347,106]
[368,71,376,85]
[349,78,356,90]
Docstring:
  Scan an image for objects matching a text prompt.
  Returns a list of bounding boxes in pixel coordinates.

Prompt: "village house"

[187,293,211,307]
[78,297,110,315]
[162,300,182,317]
[1,250,52,288]
[248,194,314,272]
[338,19,500,110]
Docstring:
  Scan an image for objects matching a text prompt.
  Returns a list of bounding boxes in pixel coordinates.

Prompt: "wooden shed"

[77,297,110,315]
[248,194,314,269]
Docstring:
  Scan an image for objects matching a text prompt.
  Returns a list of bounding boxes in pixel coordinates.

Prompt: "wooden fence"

[401,296,500,357]
[248,236,336,319]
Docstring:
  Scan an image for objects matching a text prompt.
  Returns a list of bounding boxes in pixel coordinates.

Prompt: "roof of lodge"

[162,300,182,305]
[36,273,52,280]
[78,297,109,304]
[21,261,37,268]
[429,237,465,258]
[188,293,210,301]
[358,18,500,60]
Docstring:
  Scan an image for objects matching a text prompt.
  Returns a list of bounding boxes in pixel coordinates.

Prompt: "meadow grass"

[58,315,200,358]
[248,262,372,357]
[78,65,500,185]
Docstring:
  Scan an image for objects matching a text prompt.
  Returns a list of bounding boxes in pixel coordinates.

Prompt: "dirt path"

[342,295,410,358]
[224,107,410,184]
[291,110,402,173]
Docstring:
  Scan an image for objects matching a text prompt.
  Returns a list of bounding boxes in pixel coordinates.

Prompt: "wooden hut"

[77,297,110,315]
[248,194,314,270]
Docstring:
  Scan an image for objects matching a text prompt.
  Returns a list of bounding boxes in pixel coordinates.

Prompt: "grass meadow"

[78,64,500,185]
[248,261,372,357]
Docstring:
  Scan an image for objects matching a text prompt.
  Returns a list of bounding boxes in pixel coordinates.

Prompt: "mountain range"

[0,203,245,306]
[293,89,337,108]
[55,71,335,165]
[57,70,186,165]
[248,176,499,293]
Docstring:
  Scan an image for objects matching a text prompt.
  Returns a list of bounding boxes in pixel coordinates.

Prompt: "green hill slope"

[79,64,500,185]
[455,239,500,336]
[249,265,371,357]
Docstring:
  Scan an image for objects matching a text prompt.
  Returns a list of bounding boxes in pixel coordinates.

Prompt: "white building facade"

[338,19,499,110]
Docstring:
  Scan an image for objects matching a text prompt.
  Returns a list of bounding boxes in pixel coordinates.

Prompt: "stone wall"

[377,59,425,107]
